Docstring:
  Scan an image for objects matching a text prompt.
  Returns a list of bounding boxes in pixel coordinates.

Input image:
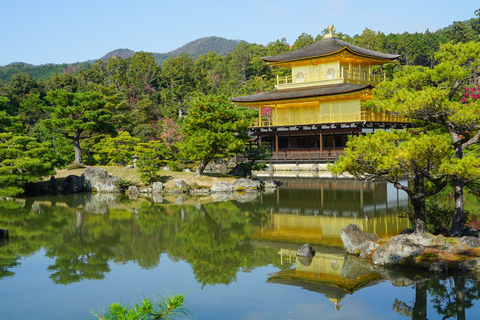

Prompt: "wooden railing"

[251,111,409,127]
[277,68,385,87]
[237,149,345,163]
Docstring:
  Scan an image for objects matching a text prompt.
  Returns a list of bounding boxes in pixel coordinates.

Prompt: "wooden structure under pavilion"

[233,27,411,163]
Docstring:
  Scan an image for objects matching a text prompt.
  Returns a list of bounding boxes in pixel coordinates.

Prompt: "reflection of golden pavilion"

[253,179,410,246]
[268,249,382,308]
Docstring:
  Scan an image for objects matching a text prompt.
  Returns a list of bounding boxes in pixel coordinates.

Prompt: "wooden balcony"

[276,69,385,89]
[251,111,409,128]
[236,149,345,163]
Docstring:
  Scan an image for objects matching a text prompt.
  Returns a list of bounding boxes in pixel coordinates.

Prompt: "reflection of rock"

[81,167,109,191]
[152,194,164,203]
[175,195,186,204]
[297,243,316,258]
[83,193,118,214]
[210,182,234,192]
[340,223,379,254]
[0,238,8,247]
[128,193,138,200]
[341,255,374,280]
[210,192,233,202]
[233,192,259,203]
[232,178,261,192]
[0,228,9,239]
[189,189,211,196]
[297,256,313,266]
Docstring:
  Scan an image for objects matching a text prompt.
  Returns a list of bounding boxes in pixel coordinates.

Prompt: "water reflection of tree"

[393,277,480,320]
[0,197,280,287]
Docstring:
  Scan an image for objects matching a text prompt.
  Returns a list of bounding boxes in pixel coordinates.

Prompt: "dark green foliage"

[115,179,135,193]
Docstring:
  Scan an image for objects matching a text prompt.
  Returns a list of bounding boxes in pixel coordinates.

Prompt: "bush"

[115,180,136,193]
[66,163,87,170]
[92,293,189,320]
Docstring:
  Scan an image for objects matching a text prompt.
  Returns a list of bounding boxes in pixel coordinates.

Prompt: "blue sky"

[1,0,478,66]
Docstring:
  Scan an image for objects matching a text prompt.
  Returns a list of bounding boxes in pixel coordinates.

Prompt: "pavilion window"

[327,68,335,79]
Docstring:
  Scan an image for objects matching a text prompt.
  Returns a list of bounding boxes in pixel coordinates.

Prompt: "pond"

[1,178,480,319]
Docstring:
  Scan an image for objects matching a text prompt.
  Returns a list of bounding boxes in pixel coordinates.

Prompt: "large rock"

[228,163,251,177]
[232,178,261,192]
[360,241,380,259]
[57,175,83,194]
[458,258,480,272]
[372,236,425,266]
[175,179,189,190]
[128,186,140,195]
[296,243,316,257]
[210,182,234,192]
[96,176,121,193]
[429,261,448,273]
[0,228,8,239]
[340,223,379,254]
[81,167,109,191]
[152,182,163,194]
[458,236,480,248]
[262,180,283,189]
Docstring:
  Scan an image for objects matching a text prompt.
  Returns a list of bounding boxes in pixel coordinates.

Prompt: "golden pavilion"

[233,27,410,163]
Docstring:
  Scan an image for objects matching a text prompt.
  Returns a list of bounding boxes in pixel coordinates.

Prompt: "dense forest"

[0,10,479,196]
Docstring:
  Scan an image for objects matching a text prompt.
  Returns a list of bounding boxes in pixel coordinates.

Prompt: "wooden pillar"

[288,134,291,150]
[275,131,279,153]
[258,106,262,126]
[319,132,323,152]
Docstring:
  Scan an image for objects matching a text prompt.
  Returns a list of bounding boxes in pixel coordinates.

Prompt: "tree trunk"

[195,157,210,176]
[412,174,427,234]
[73,132,83,165]
[450,144,465,236]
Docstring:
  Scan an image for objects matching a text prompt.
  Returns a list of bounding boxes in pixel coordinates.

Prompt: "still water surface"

[1,178,480,319]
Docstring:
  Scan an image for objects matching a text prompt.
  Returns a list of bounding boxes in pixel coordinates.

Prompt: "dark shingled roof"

[262,37,400,62]
[232,83,373,103]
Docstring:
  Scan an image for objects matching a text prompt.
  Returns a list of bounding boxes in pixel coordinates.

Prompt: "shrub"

[115,180,136,193]
[92,293,189,320]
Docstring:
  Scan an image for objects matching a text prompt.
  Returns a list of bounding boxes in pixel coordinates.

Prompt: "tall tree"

[369,41,480,236]
[331,130,453,233]
[180,95,255,175]
[44,89,116,164]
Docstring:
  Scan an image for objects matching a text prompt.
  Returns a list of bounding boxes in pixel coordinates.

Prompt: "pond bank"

[341,223,480,274]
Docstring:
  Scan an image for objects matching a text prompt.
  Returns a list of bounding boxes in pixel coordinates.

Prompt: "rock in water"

[128,186,139,195]
[340,223,379,254]
[372,237,424,266]
[232,178,261,192]
[82,167,109,191]
[210,182,234,192]
[152,182,163,194]
[0,228,8,238]
[57,175,83,194]
[296,243,315,258]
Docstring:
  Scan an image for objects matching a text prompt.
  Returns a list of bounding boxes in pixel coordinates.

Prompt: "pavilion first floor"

[233,83,411,163]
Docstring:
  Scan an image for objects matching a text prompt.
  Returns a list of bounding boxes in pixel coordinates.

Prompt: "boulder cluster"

[340,223,480,274]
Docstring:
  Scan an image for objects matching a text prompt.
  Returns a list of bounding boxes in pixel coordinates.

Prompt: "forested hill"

[0,36,243,83]
[152,36,242,64]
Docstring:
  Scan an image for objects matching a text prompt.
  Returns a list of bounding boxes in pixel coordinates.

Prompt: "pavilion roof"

[261,36,400,63]
[232,83,373,103]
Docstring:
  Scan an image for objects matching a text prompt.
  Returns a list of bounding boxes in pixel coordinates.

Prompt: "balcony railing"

[251,111,409,127]
[276,68,385,88]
